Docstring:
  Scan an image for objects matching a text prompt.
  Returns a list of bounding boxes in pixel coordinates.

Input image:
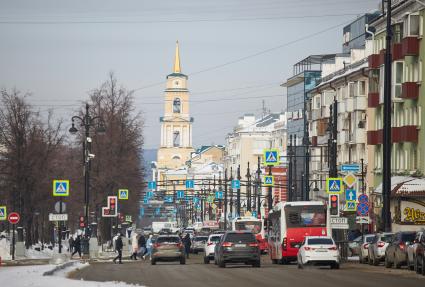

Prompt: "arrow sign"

[148,181,156,190]
[345,189,356,201]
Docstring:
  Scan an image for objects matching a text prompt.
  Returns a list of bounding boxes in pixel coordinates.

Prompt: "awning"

[374,176,425,198]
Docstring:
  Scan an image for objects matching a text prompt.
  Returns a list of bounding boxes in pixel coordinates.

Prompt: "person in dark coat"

[138,234,147,259]
[113,233,124,264]
[71,235,81,258]
[68,236,74,253]
[183,233,191,259]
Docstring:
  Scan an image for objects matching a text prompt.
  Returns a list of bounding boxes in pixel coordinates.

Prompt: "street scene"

[1,0,425,286]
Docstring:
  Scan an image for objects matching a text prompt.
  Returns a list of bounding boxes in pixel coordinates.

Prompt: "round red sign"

[8,212,20,224]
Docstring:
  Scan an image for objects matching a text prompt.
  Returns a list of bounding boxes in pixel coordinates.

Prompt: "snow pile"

[0,237,11,260]
[0,262,144,287]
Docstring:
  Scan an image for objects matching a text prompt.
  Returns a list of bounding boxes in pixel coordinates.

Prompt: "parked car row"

[356,230,425,276]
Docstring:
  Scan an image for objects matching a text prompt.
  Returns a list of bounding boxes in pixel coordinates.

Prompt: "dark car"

[412,231,425,275]
[385,231,416,269]
[215,231,261,268]
[151,235,185,265]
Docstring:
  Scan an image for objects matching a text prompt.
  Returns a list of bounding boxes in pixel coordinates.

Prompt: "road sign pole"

[12,223,15,260]
[224,169,228,230]
[237,165,241,217]
[59,197,62,254]
[268,166,273,212]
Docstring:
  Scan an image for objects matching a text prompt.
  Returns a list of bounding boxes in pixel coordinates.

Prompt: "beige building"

[157,41,195,174]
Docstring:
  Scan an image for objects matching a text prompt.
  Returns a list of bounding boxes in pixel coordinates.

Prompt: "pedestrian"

[183,233,191,259]
[71,235,82,258]
[138,233,147,259]
[113,233,123,264]
[130,233,139,260]
[68,236,74,253]
[145,234,153,260]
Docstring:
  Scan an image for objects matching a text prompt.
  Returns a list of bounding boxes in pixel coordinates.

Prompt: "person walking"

[138,233,147,259]
[71,235,82,258]
[68,236,74,254]
[183,233,191,259]
[145,234,153,260]
[130,233,139,260]
[113,233,124,264]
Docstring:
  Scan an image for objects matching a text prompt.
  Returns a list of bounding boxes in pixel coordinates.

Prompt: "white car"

[203,233,223,264]
[297,236,340,269]
[359,234,376,264]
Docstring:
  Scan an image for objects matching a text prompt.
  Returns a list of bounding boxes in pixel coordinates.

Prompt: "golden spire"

[173,40,181,73]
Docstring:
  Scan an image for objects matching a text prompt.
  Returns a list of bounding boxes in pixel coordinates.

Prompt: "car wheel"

[204,256,209,264]
[252,260,261,268]
[151,259,156,265]
[297,262,303,269]
[219,260,226,268]
[421,256,425,276]
[394,256,401,269]
[331,262,340,269]
[368,255,373,265]
[373,255,379,266]
[180,257,186,265]
[384,256,392,268]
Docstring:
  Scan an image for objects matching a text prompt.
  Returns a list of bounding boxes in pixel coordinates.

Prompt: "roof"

[374,176,425,198]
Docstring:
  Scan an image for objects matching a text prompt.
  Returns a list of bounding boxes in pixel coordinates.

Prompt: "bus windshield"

[285,205,326,228]
[235,221,262,234]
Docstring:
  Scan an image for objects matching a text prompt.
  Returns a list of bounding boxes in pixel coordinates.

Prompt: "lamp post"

[69,103,105,239]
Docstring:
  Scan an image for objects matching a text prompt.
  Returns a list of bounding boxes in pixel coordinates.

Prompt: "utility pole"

[304,95,310,201]
[229,167,233,218]
[237,165,241,217]
[246,162,252,212]
[382,0,392,232]
[256,156,262,216]
[329,99,338,178]
[293,135,298,200]
[288,135,293,201]
[224,169,228,230]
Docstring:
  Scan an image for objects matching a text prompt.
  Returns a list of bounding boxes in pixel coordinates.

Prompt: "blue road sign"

[146,191,154,198]
[193,197,199,204]
[164,196,173,203]
[341,164,360,172]
[326,178,343,194]
[232,180,240,189]
[357,202,369,216]
[345,189,357,201]
[140,208,144,217]
[155,208,160,215]
[358,194,369,203]
[148,181,156,190]
[53,180,69,197]
[185,180,195,189]
[0,206,6,221]
[215,191,224,199]
[118,189,129,200]
[263,149,279,166]
[177,190,185,199]
[252,211,258,218]
[143,197,149,204]
[346,201,356,211]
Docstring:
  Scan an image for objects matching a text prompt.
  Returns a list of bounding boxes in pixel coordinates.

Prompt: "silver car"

[368,232,394,265]
[407,230,424,271]
[359,234,376,264]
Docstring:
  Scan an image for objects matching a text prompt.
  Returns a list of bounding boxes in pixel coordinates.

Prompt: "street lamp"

[69,103,105,240]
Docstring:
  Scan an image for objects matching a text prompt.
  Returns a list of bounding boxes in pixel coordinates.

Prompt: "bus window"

[235,221,262,234]
[285,205,326,228]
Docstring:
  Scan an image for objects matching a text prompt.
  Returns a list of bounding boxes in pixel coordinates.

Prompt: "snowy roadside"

[0,262,144,287]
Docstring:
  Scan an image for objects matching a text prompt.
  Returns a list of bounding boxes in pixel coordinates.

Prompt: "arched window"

[173,98,181,113]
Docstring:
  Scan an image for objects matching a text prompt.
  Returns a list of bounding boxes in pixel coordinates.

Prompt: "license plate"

[234,244,246,248]
[316,249,328,252]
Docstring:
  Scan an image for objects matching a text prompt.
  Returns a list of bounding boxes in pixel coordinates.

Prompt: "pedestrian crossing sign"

[0,206,6,221]
[345,200,357,212]
[177,190,185,199]
[185,180,195,189]
[215,191,223,199]
[263,175,274,186]
[263,149,280,166]
[326,178,343,194]
[118,189,129,200]
[53,180,69,197]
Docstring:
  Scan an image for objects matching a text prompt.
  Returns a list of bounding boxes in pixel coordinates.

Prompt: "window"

[359,81,366,96]
[404,14,420,37]
[393,62,404,98]
[379,66,385,103]
[173,98,181,113]
[349,82,355,97]
[173,131,180,147]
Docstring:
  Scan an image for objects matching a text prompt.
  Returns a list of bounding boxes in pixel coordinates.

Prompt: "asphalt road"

[70,254,424,287]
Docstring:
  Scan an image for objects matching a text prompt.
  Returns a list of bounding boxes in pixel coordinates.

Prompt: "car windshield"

[401,233,416,242]
[307,238,333,245]
[225,233,256,243]
[157,237,180,244]
[194,237,208,242]
[210,236,221,243]
[235,221,262,234]
[381,234,393,243]
[285,205,326,228]
[365,236,374,243]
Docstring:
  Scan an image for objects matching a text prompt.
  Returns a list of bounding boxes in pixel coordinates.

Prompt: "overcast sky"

[0,0,378,149]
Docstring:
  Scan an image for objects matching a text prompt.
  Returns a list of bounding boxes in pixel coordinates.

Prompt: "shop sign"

[400,200,425,225]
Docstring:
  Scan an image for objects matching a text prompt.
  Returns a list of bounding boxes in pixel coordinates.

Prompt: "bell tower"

[157,41,195,170]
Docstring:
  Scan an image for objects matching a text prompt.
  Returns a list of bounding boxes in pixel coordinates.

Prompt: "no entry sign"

[8,212,20,224]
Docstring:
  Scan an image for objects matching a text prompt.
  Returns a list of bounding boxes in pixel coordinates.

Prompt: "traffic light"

[329,194,339,216]
[109,196,117,217]
[79,216,85,228]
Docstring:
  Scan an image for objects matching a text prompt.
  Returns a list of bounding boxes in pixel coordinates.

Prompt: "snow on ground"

[0,262,144,287]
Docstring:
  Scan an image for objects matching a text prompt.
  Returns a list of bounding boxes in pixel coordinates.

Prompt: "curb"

[43,261,76,276]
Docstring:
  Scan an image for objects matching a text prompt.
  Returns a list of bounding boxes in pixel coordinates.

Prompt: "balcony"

[367,130,383,145]
[392,126,418,143]
[345,98,354,113]
[368,92,380,108]
[337,130,350,145]
[392,42,403,61]
[311,109,322,121]
[338,101,346,114]
[354,96,367,110]
[351,128,366,144]
[402,36,419,56]
[321,106,330,118]
[368,54,380,69]
[401,82,419,100]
